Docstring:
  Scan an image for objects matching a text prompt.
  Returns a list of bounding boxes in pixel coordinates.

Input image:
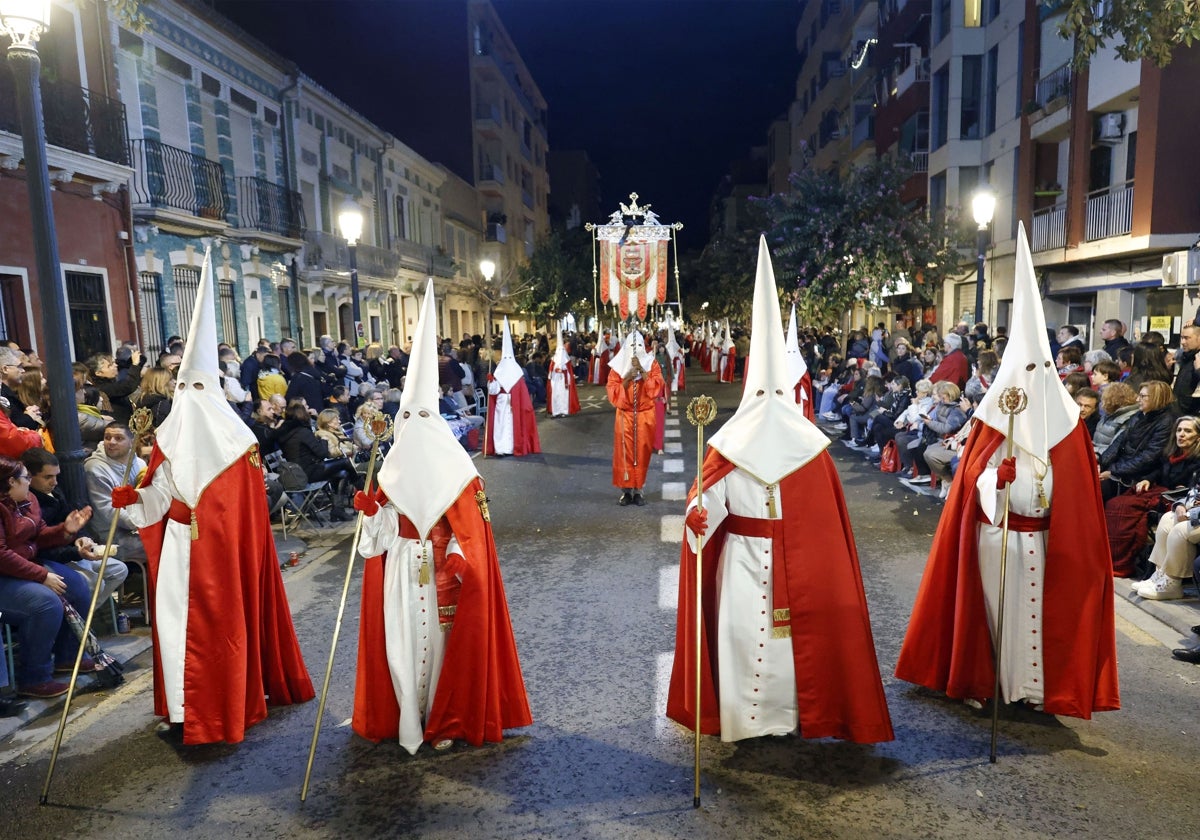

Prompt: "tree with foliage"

[1058,0,1200,68]
[512,226,595,331]
[680,226,761,324]
[758,157,961,327]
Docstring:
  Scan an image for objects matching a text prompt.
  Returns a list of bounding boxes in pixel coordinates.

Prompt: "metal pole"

[349,243,362,347]
[7,43,88,507]
[974,224,988,325]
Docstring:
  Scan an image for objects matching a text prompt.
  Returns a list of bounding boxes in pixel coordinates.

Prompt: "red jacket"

[929,350,969,389]
[0,411,43,458]
[0,495,72,582]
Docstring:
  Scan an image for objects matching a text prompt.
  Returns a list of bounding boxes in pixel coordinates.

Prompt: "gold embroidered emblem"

[772,608,791,622]
[248,447,261,469]
[771,626,793,639]
[475,490,491,522]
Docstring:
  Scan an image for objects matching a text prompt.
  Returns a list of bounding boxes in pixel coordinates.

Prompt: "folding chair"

[120,556,152,626]
[265,452,332,531]
[474,387,487,416]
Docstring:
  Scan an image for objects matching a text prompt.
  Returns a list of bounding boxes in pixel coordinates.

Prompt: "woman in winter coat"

[1092,382,1139,456]
[1105,414,1200,577]
[1099,380,1177,500]
[277,402,359,521]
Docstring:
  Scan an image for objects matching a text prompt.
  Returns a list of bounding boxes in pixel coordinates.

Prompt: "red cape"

[667,449,894,743]
[894,422,1119,718]
[353,477,532,745]
[719,348,737,383]
[546,360,581,415]
[673,356,686,392]
[139,445,315,745]
[606,365,665,488]
[484,377,542,456]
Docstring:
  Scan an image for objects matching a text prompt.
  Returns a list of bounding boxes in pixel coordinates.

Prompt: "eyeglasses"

[1137,392,1151,400]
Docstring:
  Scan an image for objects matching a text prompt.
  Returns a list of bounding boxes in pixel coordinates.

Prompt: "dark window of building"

[264,107,278,126]
[65,271,112,362]
[986,0,1001,23]
[932,65,950,150]
[218,279,239,349]
[959,166,980,210]
[930,171,948,228]
[138,272,166,357]
[1089,145,1113,192]
[118,28,142,53]
[0,274,31,348]
[1126,130,1137,182]
[934,0,952,44]
[155,49,191,80]
[173,266,201,339]
[984,46,998,135]
[201,73,221,96]
[961,55,982,139]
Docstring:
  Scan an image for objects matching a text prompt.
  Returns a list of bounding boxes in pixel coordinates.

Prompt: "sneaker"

[0,695,28,718]
[17,679,70,699]
[1141,575,1184,601]
[939,482,951,500]
[1134,568,1163,595]
[908,475,932,485]
[867,445,881,456]
[842,440,862,450]
[820,412,839,422]
[830,423,848,431]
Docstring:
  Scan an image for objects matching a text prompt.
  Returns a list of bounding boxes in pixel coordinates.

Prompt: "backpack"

[276,460,310,491]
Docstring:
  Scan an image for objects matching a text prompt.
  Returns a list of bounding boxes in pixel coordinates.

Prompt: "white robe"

[487,380,515,454]
[976,447,1053,705]
[359,505,463,754]
[687,470,797,741]
[124,461,193,723]
[548,369,571,417]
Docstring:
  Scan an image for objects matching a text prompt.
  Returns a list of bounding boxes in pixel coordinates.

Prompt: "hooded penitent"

[493,317,524,393]
[608,328,655,379]
[785,304,813,420]
[707,241,829,484]
[154,247,257,508]
[376,279,479,541]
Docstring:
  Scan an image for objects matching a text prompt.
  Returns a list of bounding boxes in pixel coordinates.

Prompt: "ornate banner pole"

[990,386,1028,764]
[42,407,155,804]
[685,394,716,808]
[301,411,393,801]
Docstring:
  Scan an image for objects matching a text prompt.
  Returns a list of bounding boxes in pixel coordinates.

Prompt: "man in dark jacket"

[1101,319,1132,359]
[1173,322,1200,414]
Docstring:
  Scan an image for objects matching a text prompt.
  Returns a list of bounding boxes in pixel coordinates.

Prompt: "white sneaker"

[1133,569,1163,595]
[820,412,839,421]
[939,482,951,500]
[908,475,931,485]
[1142,575,1185,601]
[867,445,881,456]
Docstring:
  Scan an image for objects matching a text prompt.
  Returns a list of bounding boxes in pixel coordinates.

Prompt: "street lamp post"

[337,199,364,346]
[2,0,87,505]
[972,186,996,325]
[480,258,496,374]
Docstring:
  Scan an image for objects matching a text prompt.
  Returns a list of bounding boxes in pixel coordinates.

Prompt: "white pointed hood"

[708,236,829,484]
[154,246,256,508]
[973,222,1079,460]
[377,279,478,541]
[552,321,570,368]
[493,317,523,391]
[722,320,734,351]
[785,304,809,385]
[608,328,654,379]
[665,318,682,360]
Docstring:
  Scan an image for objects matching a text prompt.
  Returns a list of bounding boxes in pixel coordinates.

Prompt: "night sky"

[209,0,802,247]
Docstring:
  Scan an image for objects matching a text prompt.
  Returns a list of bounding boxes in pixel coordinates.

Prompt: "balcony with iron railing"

[1086,180,1135,241]
[235,176,304,239]
[487,222,507,243]
[129,138,227,221]
[0,71,129,169]
[1035,62,1072,110]
[909,150,928,172]
[1031,203,1067,251]
[304,230,400,279]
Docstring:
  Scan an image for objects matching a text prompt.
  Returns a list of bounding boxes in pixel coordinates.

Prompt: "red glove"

[111,486,139,508]
[686,506,709,536]
[373,486,389,507]
[352,491,379,516]
[996,457,1016,489]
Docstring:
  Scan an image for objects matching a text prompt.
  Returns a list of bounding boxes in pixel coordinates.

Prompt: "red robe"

[719,348,737,383]
[353,478,532,745]
[794,371,815,421]
[484,377,541,456]
[673,355,686,392]
[895,423,1120,718]
[667,449,894,743]
[591,349,611,385]
[606,364,664,488]
[546,358,581,416]
[138,445,315,745]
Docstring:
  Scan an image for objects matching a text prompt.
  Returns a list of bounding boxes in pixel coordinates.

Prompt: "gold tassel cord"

[42,407,156,805]
[302,411,393,801]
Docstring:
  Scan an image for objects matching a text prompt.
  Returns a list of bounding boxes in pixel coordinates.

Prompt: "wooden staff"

[301,411,394,801]
[990,386,1028,764]
[685,395,717,808]
[42,407,155,804]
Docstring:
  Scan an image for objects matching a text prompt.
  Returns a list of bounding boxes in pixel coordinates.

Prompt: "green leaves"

[1057,0,1200,69]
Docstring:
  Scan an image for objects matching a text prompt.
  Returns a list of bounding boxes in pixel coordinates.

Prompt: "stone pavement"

[0,519,354,746]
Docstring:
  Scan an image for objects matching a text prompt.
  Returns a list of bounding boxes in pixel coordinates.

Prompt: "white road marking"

[664,428,681,438]
[659,564,680,609]
[665,442,683,454]
[665,417,680,426]
[662,458,685,473]
[655,651,676,738]
[662,482,687,500]
[661,514,685,542]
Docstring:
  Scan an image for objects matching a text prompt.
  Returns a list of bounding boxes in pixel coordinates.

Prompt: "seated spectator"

[76,385,112,453]
[86,351,141,425]
[866,375,913,458]
[1063,371,1091,397]
[1137,474,1200,601]
[221,359,252,416]
[1106,414,1200,579]
[523,352,548,407]
[1056,345,1083,378]
[22,447,127,609]
[891,338,923,384]
[0,347,41,431]
[352,391,388,454]
[326,385,352,425]
[929,335,969,389]
[964,350,998,405]
[1091,360,1122,392]
[898,381,966,483]
[847,375,886,447]
[256,353,287,401]
[438,384,484,430]
[132,366,173,427]
[84,423,150,567]
[314,408,356,459]
[1075,388,1101,436]
[0,456,96,698]
[1083,349,1112,377]
[381,387,402,420]
[1094,382,1138,456]
[276,401,358,521]
[249,397,284,456]
[1126,343,1173,393]
[1099,380,1177,500]
[283,351,325,418]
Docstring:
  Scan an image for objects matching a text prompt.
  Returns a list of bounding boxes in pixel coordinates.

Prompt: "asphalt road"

[2,368,1199,838]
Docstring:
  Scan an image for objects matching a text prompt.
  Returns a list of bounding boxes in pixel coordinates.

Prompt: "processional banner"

[599,239,670,320]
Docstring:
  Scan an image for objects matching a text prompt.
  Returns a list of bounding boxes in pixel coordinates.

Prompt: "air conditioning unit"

[1097,112,1125,143]
[1163,250,1198,286]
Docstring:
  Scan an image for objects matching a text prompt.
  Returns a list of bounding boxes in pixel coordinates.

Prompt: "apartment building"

[1025,0,1200,348]
[0,0,134,359]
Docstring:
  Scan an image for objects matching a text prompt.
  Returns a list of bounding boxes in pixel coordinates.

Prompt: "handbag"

[879,440,900,473]
[59,598,125,689]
